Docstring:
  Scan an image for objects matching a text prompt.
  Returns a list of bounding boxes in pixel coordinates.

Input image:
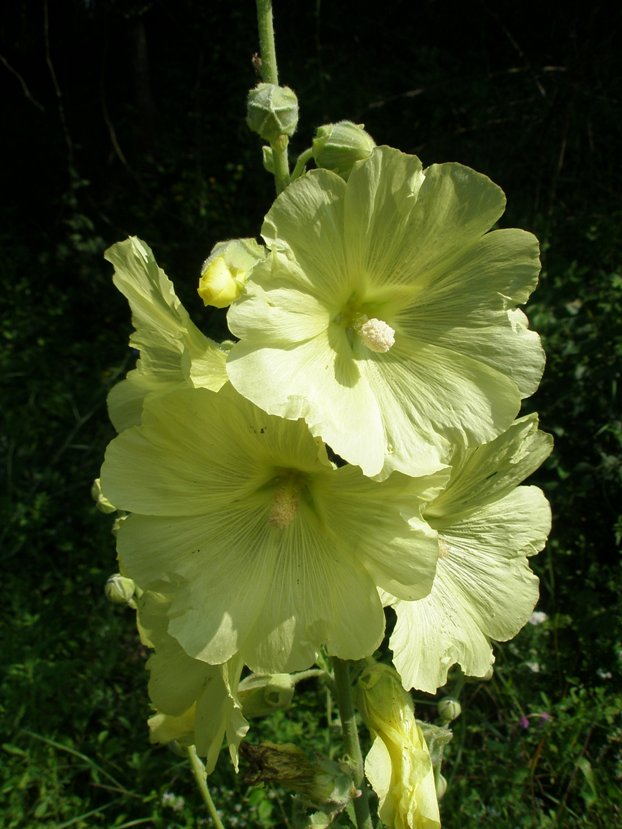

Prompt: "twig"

[0,53,45,111]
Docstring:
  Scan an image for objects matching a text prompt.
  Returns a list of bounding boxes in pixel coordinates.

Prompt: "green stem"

[290,667,326,684]
[332,658,374,829]
[255,0,290,192]
[270,135,291,194]
[255,0,278,84]
[291,147,314,181]
[187,746,226,829]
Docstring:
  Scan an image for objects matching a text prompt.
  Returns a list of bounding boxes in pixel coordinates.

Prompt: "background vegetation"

[1,1,620,827]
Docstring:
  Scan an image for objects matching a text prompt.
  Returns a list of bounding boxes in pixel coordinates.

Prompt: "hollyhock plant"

[227,145,544,478]
[100,382,445,674]
[95,2,554,822]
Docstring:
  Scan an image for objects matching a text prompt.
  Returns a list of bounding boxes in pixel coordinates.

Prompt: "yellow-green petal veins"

[100,384,443,673]
[387,415,553,693]
[227,147,544,478]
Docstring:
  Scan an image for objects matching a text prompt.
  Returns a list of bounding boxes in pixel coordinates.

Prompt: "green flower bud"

[262,145,275,174]
[238,673,295,717]
[437,697,462,724]
[198,238,264,309]
[246,83,298,143]
[312,121,375,180]
[418,721,453,767]
[105,573,136,605]
[91,478,116,514]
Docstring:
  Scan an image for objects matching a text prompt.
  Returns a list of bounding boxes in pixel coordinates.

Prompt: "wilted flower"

[100,383,444,674]
[104,237,229,432]
[227,146,544,478]
[356,662,440,829]
[386,414,552,692]
[240,741,355,813]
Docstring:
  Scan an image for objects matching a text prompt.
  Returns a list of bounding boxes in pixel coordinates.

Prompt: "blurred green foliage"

[1,1,620,826]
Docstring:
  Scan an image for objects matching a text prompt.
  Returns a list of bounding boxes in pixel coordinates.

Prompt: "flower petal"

[227,147,543,477]
[390,486,551,692]
[105,237,227,430]
[104,385,438,673]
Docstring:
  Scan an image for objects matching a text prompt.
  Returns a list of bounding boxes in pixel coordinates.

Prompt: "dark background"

[1,1,621,827]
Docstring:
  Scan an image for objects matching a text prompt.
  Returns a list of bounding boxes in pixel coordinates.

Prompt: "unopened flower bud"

[91,478,116,514]
[312,121,375,180]
[262,145,275,174]
[238,673,295,717]
[198,256,244,308]
[198,238,264,309]
[437,697,461,724]
[246,83,298,143]
[105,573,136,605]
[355,662,441,828]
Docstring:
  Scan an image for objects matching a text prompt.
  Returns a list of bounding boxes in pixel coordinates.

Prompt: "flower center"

[353,314,395,353]
[268,473,302,529]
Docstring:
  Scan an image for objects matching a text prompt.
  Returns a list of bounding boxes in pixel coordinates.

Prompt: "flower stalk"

[187,745,226,829]
[332,658,373,829]
[255,0,290,192]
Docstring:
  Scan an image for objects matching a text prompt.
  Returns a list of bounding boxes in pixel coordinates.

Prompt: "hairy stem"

[332,658,374,829]
[255,0,290,193]
[255,0,278,84]
[187,746,226,829]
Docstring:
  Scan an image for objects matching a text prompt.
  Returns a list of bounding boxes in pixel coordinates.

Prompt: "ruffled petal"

[227,147,543,477]
[105,237,227,430]
[103,385,439,673]
[390,486,551,692]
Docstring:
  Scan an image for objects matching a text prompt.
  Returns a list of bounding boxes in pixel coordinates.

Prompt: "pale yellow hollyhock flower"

[105,237,229,431]
[356,663,440,829]
[137,590,248,774]
[387,414,553,693]
[227,146,544,479]
[100,383,444,674]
